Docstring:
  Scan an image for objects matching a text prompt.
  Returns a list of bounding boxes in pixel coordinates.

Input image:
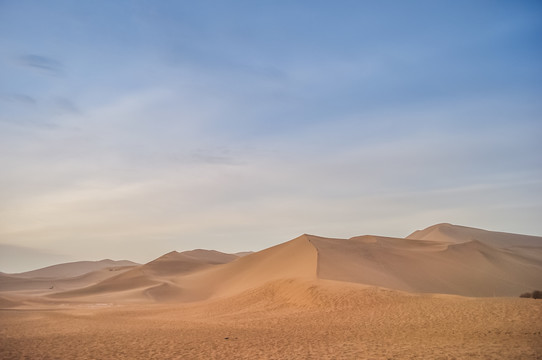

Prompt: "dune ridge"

[407,223,542,247]
[1,224,541,306]
[7,259,138,279]
[311,234,542,297]
[0,266,136,294]
[46,249,241,302]
[178,234,319,300]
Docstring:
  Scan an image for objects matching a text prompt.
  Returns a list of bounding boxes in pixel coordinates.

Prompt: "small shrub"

[519,290,542,299]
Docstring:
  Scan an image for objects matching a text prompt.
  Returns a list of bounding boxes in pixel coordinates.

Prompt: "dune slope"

[179,234,319,300]
[310,234,542,297]
[2,224,541,304]
[407,223,542,247]
[2,278,541,359]
[48,249,241,302]
[8,259,139,279]
[0,266,135,293]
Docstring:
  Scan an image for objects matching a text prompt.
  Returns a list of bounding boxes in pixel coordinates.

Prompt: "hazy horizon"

[1,1,541,273]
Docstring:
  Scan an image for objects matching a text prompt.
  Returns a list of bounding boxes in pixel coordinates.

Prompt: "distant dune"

[8,259,139,279]
[311,233,542,297]
[46,249,242,302]
[1,224,541,305]
[0,265,138,294]
[407,223,542,247]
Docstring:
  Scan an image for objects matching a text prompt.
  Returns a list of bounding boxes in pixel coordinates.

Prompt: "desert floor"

[1,282,541,360]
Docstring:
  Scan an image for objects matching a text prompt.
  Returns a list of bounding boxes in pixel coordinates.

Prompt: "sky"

[1,0,541,272]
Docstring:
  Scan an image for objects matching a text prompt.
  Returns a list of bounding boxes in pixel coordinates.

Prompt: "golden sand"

[1,280,541,359]
[1,224,541,359]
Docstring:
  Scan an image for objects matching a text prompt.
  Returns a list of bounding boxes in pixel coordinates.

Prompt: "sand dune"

[38,236,315,303]
[140,249,238,276]
[233,251,254,257]
[407,223,542,247]
[311,234,542,296]
[0,295,20,308]
[176,235,319,301]
[1,223,542,359]
[47,249,241,302]
[7,259,138,279]
[52,235,318,303]
[2,224,541,305]
[0,265,135,294]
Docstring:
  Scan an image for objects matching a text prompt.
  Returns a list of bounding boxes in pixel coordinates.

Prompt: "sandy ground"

[1,225,541,359]
[1,280,541,360]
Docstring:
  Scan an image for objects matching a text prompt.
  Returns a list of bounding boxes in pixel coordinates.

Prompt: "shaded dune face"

[407,223,542,247]
[177,235,319,300]
[138,250,238,277]
[310,235,542,297]
[31,236,318,303]
[46,249,243,302]
[0,266,136,293]
[1,224,541,305]
[6,259,138,279]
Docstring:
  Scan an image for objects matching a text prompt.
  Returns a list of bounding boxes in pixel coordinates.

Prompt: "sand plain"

[1,280,542,359]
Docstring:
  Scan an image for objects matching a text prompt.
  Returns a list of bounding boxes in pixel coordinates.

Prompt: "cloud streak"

[0,93,36,105]
[0,1,540,272]
[17,54,64,76]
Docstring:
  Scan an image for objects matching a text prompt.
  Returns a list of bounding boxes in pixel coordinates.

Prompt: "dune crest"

[7,259,138,279]
[177,234,319,301]
[47,249,241,302]
[1,224,541,305]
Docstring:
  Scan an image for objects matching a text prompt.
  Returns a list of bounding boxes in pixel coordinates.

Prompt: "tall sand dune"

[407,223,542,247]
[46,235,317,303]
[2,224,541,304]
[2,224,541,359]
[311,234,542,296]
[48,249,241,302]
[177,234,318,301]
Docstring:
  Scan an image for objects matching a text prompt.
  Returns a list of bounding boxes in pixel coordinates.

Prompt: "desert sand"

[1,223,542,359]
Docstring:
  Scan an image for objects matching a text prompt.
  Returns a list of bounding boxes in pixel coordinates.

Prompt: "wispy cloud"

[0,1,540,271]
[0,93,37,105]
[54,97,81,115]
[17,54,63,76]
[191,148,241,165]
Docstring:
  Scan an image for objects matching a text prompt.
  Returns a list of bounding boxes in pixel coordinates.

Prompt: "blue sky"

[1,1,541,272]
